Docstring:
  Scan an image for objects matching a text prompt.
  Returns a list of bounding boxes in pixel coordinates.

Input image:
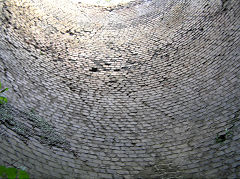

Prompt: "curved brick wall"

[0,0,239,178]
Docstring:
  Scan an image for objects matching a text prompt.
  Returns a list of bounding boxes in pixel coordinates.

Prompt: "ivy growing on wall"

[0,166,29,179]
[0,82,8,105]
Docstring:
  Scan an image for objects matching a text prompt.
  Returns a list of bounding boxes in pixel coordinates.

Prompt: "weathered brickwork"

[0,0,239,178]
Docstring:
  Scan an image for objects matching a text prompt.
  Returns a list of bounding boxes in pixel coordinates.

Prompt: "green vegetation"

[216,110,239,143]
[0,82,8,105]
[0,84,30,178]
[0,166,29,179]
[216,128,232,143]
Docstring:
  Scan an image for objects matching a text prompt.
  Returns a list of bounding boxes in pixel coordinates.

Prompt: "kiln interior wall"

[0,0,239,178]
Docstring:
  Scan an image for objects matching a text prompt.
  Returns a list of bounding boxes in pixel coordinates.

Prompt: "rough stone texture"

[0,0,239,178]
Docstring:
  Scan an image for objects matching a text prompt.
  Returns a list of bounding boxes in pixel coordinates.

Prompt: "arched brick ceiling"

[0,0,239,178]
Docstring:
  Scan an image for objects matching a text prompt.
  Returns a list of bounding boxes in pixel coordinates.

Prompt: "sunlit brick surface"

[77,0,135,6]
[0,0,239,178]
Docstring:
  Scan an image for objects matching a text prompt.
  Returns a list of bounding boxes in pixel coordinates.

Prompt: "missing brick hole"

[89,67,98,72]
[216,134,226,142]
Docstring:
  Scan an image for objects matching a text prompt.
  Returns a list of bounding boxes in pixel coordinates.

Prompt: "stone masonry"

[0,0,239,178]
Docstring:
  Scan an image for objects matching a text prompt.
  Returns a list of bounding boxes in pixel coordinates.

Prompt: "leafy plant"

[216,128,232,143]
[0,166,29,179]
[0,82,8,104]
